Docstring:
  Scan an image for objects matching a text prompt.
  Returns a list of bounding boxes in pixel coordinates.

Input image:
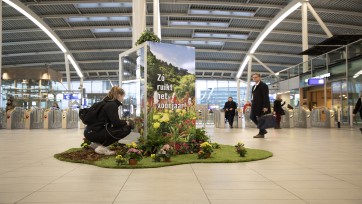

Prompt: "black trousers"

[227,113,235,126]
[84,125,131,147]
[250,111,266,134]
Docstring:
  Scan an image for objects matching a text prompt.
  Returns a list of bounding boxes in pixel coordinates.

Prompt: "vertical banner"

[146,42,196,141]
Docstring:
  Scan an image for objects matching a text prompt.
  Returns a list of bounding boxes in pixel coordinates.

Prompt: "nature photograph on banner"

[145,42,196,144]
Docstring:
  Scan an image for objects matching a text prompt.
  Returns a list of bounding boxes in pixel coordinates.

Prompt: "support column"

[246,55,252,102]
[64,53,71,108]
[0,0,2,108]
[80,77,83,107]
[237,79,240,108]
[324,79,327,107]
[132,0,146,46]
[153,0,161,39]
[302,0,309,73]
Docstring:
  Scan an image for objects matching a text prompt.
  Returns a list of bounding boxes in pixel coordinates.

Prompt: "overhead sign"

[308,78,325,85]
[63,93,80,100]
[305,73,331,83]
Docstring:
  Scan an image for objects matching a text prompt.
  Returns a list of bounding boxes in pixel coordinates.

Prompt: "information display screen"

[308,78,324,85]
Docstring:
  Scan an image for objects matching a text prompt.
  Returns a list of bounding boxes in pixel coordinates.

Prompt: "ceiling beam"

[2,25,328,38]
[2,36,310,48]
[2,59,293,68]
[4,13,361,31]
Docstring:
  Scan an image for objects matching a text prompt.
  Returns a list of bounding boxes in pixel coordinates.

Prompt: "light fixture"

[174,40,224,46]
[194,32,249,40]
[275,72,280,76]
[236,2,302,78]
[92,28,131,33]
[75,3,132,8]
[67,16,130,22]
[189,9,255,17]
[3,0,67,53]
[67,55,84,78]
[169,21,229,28]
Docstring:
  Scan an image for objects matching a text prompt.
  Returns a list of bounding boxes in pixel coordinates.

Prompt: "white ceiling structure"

[2,0,362,81]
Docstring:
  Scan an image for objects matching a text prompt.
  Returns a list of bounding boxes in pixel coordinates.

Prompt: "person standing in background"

[223,97,237,128]
[273,95,285,129]
[250,73,271,138]
[353,93,362,134]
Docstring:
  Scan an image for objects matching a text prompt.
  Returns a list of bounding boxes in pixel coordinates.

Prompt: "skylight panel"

[169,21,229,27]
[194,32,249,40]
[174,41,224,46]
[92,28,131,33]
[67,17,130,22]
[75,3,132,8]
[190,9,255,17]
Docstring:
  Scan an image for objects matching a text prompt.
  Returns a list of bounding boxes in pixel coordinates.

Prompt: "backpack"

[79,101,106,125]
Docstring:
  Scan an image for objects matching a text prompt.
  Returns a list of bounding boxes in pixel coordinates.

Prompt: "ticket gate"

[280,108,294,128]
[237,109,243,128]
[294,107,311,128]
[244,107,257,128]
[312,107,335,128]
[62,108,79,129]
[44,108,62,129]
[0,109,6,129]
[6,107,26,129]
[24,108,44,129]
[214,109,225,128]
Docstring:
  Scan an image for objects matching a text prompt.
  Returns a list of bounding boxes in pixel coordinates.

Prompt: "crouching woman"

[84,86,132,155]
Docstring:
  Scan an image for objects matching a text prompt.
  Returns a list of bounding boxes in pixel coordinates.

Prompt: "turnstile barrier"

[312,107,335,128]
[214,109,225,128]
[44,108,62,129]
[0,109,6,129]
[293,107,311,128]
[25,108,44,129]
[280,108,294,128]
[244,107,257,128]
[6,107,26,129]
[62,108,79,129]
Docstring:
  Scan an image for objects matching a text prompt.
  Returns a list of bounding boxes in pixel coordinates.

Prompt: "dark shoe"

[128,120,135,129]
[360,128,362,134]
[259,130,268,135]
[253,134,265,138]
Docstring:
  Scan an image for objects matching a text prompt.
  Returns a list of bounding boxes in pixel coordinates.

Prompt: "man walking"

[224,97,237,128]
[250,73,271,138]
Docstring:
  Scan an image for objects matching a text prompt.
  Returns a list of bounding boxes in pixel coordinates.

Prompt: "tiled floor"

[0,126,362,204]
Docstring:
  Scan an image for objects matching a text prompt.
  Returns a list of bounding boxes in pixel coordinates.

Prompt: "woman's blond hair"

[105,86,125,101]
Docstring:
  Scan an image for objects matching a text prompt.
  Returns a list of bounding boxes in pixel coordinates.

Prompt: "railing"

[264,39,362,84]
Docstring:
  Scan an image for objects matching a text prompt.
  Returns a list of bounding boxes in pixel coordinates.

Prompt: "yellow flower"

[164,109,169,113]
[200,142,211,148]
[153,115,160,120]
[159,114,170,122]
[192,117,196,120]
[151,154,156,159]
[116,155,123,159]
[127,142,138,148]
[182,109,186,114]
[176,109,181,113]
[153,122,160,129]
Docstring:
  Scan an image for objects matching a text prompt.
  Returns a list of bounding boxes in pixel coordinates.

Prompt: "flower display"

[153,115,161,120]
[159,114,170,122]
[200,142,213,153]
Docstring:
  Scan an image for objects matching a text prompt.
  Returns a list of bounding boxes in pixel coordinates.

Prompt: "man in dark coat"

[250,73,271,138]
[223,97,237,128]
[353,94,362,134]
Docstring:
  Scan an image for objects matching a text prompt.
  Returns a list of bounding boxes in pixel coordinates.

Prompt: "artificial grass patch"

[54,145,272,169]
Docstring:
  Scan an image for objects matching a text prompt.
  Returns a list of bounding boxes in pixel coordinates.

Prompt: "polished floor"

[0,126,362,204]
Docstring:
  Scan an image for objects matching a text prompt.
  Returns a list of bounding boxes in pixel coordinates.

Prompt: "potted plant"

[159,144,173,162]
[135,30,160,46]
[235,142,247,157]
[126,148,143,165]
[198,142,213,159]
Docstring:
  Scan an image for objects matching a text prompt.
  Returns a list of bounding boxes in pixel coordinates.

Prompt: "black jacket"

[251,81,271,117]
[88,97,127,130]
[353,97,362,119]
[274,99,285,114]
[223,101,237,115]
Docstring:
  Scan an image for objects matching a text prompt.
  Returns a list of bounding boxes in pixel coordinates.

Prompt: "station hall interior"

[1,0,362,203]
